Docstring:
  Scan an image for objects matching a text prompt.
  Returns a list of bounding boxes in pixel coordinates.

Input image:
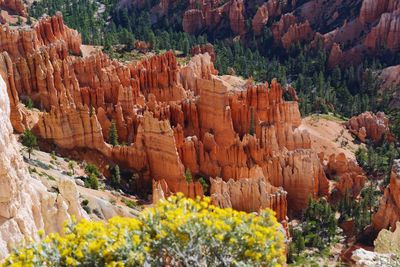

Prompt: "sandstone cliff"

[372,159,400,232]
[0,74,88,258]
[210,176,287,221]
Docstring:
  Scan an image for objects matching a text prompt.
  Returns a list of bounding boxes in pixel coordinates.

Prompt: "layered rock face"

[210,177,287,221]
[364,9,400,52]
[324,153,366,198]
[372,159,400,232]
[347,112,394,144]
[359,0,400,24]
[0,0,27,17]
[0,74,88,258]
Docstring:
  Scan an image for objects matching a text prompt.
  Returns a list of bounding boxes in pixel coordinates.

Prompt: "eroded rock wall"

[0,74,88,258]
[372,159,400,232]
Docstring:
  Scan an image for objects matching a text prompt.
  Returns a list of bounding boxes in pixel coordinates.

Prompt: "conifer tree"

[21,130,37,159]
[109,121,119,146]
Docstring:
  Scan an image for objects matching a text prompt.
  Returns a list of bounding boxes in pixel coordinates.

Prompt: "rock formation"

[379,65,400,109]
[0,74,88,258]
[359,0,400,24]
[324,153,366,198]
[374,221,400,256]
[347,112,394,144]
[228,0,246,36]
[252,3,269,35]
[131,0,400,66]
[281,21,314,50]
[0,0,27,17]
[210,176,287,221]
[372,159,400,232]
[191,43,216,63]
[0,14,329,224]
[364,10,400,52]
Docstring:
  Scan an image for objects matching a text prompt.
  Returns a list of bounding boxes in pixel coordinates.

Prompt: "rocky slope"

[0,73,88,258]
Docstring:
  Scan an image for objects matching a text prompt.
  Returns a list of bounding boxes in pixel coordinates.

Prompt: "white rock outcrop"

[0,76,88,258]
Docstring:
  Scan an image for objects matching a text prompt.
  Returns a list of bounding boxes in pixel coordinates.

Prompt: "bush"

[121,198,139,209]
[4,194,285,266]
[84,163,100,177]
[85,173,99,190]
[110,165,121,187]
[185,168,192,183]
[23,97,34,109]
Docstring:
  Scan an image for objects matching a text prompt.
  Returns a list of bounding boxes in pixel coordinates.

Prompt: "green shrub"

[185,168,192,183]
[85,163,100,177]
[85,173,99,190]
[23,97,34,109]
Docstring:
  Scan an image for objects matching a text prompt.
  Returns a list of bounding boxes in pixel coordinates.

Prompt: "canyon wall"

[372,159,400,232]
[0,13,330,222]
[210,176,287,221]
[0,74,88,258]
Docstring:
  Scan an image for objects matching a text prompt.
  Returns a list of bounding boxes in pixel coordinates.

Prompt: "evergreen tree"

[21,130,37,159]
[108,121,119,146]
[111,165,121,187]
[182,37,190,55]
[23,97,34,110]
[185,168,193,183]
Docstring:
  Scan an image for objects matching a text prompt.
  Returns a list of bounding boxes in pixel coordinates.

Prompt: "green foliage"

[85,173,99,190]
[84,163,100,189]
[110,165,121,187]
[121,198,138,209]
[198,177,209,193]
[356,143,399,185]
[20,129,37,159]
[23,97,34,109]
[185,168,193,183]
[85,163,100,177]
[68,160,76,175]
[291,198,338,255]
[335,185,380,234]
[108,121,119,146]
[30,0,117,45]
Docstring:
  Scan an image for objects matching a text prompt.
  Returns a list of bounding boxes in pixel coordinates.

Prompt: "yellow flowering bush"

[3,194,285,267]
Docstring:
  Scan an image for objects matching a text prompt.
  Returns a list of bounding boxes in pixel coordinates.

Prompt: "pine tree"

[21,130,37,159]
[111,165,121,187]
[185,168,193,183]
[182,37,190,55]
[108,121,119,146]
